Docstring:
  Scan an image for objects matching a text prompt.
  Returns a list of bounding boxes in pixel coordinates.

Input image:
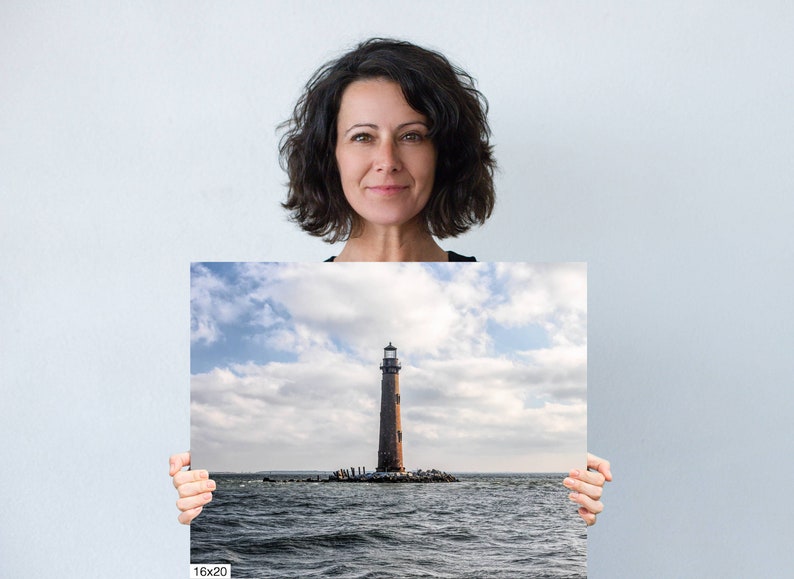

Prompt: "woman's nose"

[374,140,401,172]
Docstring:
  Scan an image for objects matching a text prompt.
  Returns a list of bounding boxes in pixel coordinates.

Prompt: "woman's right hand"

[170,451,215,525]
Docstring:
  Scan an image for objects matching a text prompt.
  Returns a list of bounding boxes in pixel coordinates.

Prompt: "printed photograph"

[190,261,587,578]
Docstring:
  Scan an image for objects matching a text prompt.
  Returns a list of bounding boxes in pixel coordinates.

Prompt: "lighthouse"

[377,342,405,472]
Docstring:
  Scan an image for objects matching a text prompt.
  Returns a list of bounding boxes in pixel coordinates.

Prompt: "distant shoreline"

[206,470,568,476]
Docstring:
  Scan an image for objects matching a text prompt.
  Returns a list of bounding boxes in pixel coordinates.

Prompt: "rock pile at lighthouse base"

[259,469,458,484]
[330,468,458,483]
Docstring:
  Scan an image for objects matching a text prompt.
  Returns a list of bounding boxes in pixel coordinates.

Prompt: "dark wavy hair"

[279,38,496,243]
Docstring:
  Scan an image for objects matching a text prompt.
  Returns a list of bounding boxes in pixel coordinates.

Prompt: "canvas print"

[190,262,587,578]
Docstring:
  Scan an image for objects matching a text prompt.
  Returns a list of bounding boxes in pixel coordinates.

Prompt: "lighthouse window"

[397,431,402,443]
[395,394,400,404]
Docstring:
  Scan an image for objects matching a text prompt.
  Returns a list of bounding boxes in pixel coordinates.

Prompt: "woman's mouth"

[367,185,408,196]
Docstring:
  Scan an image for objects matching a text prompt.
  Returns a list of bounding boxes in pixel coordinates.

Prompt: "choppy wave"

[191,473,586,578]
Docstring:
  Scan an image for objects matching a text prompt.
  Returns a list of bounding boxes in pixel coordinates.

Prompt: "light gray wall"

[2,2,792,577]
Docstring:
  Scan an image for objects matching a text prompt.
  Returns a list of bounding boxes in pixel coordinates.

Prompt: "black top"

[325,251,476,262]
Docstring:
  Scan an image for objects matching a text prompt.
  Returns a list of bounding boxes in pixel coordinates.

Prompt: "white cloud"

[249,263,489,359]
[491,263,587,348]
[190,264,257,344]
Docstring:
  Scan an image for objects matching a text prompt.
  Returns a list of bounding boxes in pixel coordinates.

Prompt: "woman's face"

[335,79,436,232]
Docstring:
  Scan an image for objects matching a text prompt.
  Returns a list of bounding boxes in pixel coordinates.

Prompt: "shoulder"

[446,251,477,262]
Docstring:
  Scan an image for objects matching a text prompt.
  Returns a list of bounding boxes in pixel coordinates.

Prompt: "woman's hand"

[170,451,215,525]
[563,452,612,526]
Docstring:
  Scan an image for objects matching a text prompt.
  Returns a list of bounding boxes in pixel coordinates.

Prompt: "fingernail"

[569,491,579,500]
[200,470,209,479]
[203,493,212,501]
[170,462,175,473]
[207,481,216,490]
[571,469,580,477]
[563,477,574,487]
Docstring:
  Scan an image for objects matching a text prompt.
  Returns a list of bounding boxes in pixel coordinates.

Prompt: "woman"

[172,38,611,526]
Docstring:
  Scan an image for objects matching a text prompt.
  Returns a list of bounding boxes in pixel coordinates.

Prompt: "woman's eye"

[352,133,372,143]
[401,132,423,142]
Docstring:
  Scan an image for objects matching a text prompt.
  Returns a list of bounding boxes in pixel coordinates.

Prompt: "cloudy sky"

[190,262,586,473]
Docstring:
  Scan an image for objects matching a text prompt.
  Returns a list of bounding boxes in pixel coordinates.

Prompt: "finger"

[177,478,216,499]
[178,505,203,525]
[577,507,597,526]
[587,452,612,482]
[568,490,603,517]
[173,469,209,489]
[563,475,603,500]
[568,468,606,488]
[177,489,213,513]
[169,451,191,477]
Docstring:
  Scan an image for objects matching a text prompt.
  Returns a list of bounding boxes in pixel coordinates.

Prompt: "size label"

[190,564,231,577]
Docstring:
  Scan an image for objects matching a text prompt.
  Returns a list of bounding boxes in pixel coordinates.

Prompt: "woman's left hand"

[563,452,612,526]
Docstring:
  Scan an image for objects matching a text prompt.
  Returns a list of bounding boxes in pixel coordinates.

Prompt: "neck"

[334,223,448,262]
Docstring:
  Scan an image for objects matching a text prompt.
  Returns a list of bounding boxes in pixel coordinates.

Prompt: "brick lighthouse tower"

[377,342,405,472]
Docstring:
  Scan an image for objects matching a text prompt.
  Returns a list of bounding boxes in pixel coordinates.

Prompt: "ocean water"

[191,472,586,578]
